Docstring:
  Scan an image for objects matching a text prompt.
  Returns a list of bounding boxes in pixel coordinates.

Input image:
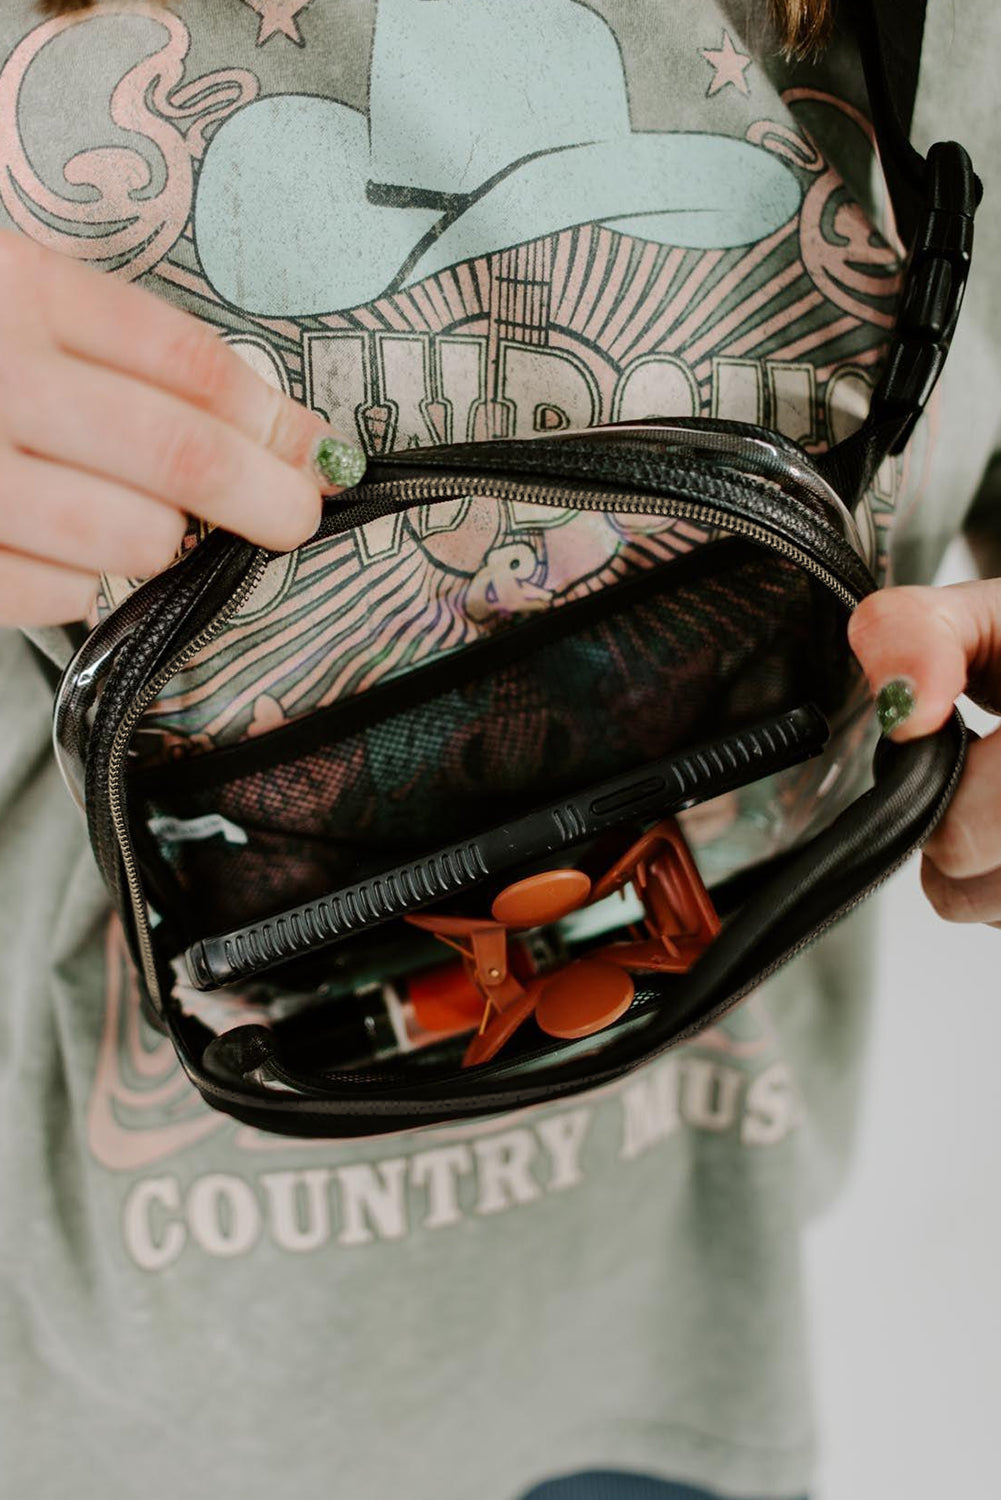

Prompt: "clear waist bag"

[52,10,981,1138]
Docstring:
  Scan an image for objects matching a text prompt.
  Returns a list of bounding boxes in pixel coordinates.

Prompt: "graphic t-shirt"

[1,3,1000,1497]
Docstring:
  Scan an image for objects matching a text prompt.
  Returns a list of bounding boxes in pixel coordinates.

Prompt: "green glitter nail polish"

[876,678,916,735]
[312,436,367,491]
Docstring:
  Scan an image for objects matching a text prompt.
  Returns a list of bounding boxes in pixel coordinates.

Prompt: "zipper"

[322,475,862,609]
[108,551,270,998]
[61,421,871,808]
[104,469,868,1008]
[363,416,872,566]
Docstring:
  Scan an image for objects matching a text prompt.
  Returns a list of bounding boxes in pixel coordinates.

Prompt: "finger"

[0,448,188,578]
[921,729,1001,878]
[0,547,97,627]
[28,243,358,485]
[920,852,1001,927]
[3,350,322,552]
[847,579,1001,741]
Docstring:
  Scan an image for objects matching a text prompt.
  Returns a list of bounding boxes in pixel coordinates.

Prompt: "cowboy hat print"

[192,0,803,318]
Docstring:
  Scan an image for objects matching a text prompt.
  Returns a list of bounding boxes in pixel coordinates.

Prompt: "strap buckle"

[872,141,978,455]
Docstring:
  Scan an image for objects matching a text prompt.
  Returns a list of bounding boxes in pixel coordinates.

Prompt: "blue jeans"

[518,1477,807,1500]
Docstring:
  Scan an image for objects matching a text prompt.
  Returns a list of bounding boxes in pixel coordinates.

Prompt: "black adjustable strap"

[852,0,929,241]
[817,1,981,509]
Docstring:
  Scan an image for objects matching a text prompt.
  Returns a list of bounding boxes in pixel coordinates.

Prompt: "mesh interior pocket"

[133,538,851,944]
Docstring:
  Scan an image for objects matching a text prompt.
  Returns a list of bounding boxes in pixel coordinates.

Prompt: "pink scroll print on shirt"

[0,2,257,276]
[87,918,224,1170]
[749,93,901,328]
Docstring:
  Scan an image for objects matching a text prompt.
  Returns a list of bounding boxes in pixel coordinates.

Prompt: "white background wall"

[806,540,1001,1500]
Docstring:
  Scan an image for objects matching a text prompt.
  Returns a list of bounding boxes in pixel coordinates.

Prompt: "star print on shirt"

[240,0,313,47]
[700,30,753,97]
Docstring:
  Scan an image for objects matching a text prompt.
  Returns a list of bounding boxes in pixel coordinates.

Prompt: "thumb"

[847,581,1001,741]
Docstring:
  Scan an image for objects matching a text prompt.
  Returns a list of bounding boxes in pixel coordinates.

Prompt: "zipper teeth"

[333,477,860,609]
[107,475,863,1006]
[108,554,271,999]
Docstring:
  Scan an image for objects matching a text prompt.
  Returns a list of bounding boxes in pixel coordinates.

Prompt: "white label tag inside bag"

[148,813,248,846]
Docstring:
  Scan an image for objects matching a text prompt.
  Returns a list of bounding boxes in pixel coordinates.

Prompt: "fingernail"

[875,677,916,736]
[311,435,367,491]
